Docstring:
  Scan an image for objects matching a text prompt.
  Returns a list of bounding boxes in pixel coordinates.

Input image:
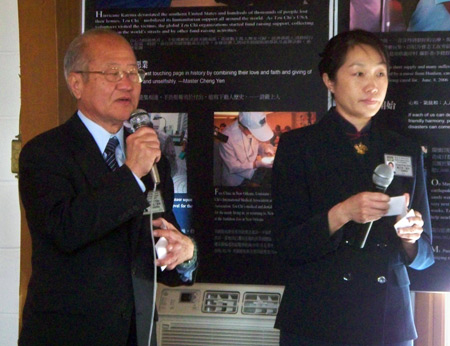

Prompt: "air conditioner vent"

[242,292,281,316]
[160,323,280,346]
[202,291,239,314]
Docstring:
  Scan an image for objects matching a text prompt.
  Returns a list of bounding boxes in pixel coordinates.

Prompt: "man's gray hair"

[63,28,129,83]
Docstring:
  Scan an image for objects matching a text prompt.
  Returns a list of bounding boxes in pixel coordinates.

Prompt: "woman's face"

[323,44,388,130]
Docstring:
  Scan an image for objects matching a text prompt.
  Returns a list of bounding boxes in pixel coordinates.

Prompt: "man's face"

[69,35,141,133]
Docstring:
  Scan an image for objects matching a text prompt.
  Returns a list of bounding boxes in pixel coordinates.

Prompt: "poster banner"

[85,2,330,112]
[85,0,330,285]
[84,0,450,291]
[377,31,450,292]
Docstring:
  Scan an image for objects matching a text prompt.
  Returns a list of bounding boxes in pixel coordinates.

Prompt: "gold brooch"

[354,142,368,155]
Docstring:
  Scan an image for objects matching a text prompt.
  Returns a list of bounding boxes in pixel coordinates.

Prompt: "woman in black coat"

[272,30,434,346]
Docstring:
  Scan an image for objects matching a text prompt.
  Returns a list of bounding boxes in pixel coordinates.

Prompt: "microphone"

[359,164,394,248]
[128,109,161,185]
[372,163,394,192]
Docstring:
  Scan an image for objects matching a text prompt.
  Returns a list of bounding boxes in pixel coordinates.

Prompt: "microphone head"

[129,109,151,132]
[372,163,394,191]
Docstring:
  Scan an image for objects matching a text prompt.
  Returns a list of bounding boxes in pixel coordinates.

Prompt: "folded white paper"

[155,237,168,271]
[394,209,416,231]
[386,195,407,217]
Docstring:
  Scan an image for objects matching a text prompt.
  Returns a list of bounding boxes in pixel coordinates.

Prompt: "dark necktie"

[104,136,119,171]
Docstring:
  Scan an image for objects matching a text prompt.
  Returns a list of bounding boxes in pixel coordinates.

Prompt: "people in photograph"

[96,0,229,8]
[350,0,382,32]
[405,0,450,31]
[172,130,188,193]
[350,0,408,32]
[96,0,172,8]
[270,124,282,146]
[272,29,434,345]
[219,112,275,187]
[18,29,197,345]
[158,129,178,177]
[149,114,178,178]
[388,161,396,173]
[350,0,450,32]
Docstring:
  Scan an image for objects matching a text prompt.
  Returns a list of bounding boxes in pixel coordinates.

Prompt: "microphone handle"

[132,123,161,185]
[359,186,386,248]
[359,221,373,248]
[359,164,393,248]
[150,165,160,185]
[359,186,387,248]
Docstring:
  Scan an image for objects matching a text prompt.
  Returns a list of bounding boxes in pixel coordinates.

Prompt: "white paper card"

[386,195,407,217]
[394,209,416,231]
[155,237,168,271]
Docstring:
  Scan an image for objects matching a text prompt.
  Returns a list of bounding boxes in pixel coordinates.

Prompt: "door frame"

[17,0,81,330]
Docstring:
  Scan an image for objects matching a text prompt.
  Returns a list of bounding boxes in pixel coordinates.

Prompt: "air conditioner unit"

[156,283,285,346]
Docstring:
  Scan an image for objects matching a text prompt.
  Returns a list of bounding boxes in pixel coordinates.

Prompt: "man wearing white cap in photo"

[219,112,275,187]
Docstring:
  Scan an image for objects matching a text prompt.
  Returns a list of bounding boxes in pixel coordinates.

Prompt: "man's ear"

[322,73,335,94]
[67,72,83,99]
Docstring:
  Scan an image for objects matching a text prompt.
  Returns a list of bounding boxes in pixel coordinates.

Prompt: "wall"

[0,0,21,345]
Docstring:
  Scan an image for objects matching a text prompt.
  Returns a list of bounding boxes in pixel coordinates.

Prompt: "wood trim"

[415,292,446,346]
[18,0,81,332]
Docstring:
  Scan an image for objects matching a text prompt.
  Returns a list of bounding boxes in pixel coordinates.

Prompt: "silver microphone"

[359,164,394,248]
[372,163,394,192]
[129,109,160,185]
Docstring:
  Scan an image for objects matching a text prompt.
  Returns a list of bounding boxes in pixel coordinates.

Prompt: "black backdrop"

[84,0,450,292]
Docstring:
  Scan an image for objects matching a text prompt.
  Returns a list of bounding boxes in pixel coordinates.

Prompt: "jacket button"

[377,276,387,284]
[343,273,353,281]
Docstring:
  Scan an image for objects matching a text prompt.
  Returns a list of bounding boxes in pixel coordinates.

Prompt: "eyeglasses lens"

[104,68,146,83]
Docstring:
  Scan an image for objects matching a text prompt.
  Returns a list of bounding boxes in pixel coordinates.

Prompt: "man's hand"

[254,157,273,168]
[152,217,195,270]
[125,127,161,178]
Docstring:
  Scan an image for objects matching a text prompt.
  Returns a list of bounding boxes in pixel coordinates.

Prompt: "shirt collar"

[331,108,372,139]
[77,110,125,153]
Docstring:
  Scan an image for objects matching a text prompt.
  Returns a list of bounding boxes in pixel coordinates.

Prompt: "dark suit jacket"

[272,108,434,344]
[19,113,193,345]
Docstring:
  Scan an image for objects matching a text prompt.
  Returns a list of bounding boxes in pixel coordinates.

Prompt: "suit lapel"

[62,114,111,187]
[63,114,157,258]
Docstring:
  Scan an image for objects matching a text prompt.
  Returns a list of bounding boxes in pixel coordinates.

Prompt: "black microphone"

[359,164,394,248]
[128,109,161,185]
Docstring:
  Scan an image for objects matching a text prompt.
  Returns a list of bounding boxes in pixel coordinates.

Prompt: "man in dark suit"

[272,30,434,345]
[18,28,197,345]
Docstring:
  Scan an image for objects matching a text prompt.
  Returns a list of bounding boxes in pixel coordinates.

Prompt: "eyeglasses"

[75,67,147,83]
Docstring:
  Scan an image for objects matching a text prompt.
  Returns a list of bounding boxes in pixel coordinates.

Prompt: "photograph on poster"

[146,112,188,193]
[95,0,314,9]
[95,0,227,9]
[213,111,316,187]
[350,0,450,32]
